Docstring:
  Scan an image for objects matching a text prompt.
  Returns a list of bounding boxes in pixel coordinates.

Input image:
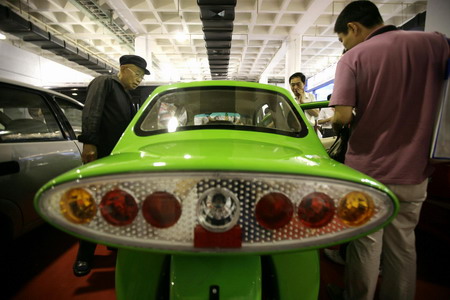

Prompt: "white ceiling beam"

[106,0,147,34]
[302,35,337,42]
[259,40,288,79]
[260,0,334,79]
[291,0,334,36]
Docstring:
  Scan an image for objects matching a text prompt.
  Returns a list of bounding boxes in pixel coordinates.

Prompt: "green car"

[35,81,398,300]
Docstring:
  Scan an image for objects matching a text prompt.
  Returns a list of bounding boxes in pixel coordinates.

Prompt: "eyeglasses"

[127,68,145,80]
[290,82,303,87]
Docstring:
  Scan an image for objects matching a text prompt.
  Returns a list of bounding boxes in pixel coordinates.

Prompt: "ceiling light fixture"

[175,32,188,42]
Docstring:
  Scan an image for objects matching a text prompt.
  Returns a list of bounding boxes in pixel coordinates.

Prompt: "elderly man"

[74,54,150,277]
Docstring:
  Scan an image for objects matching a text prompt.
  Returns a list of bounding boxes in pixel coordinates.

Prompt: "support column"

[284,36,302,90]
[259,74,268,84]
[135,35,154,81]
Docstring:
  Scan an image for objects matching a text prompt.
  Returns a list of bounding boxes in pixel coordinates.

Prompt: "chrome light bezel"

[197,187,241,233]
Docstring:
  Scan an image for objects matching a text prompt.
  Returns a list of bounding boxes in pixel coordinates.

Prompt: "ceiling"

[0,0,428,84]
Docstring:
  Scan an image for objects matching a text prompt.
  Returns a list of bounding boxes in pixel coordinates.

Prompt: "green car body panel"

[115,249,319,300]
[34,81,398,300]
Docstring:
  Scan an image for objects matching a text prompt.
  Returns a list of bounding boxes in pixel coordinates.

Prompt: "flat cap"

[119,54,150,75]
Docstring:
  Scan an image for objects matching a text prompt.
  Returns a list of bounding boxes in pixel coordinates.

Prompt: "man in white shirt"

[318,107,335,137]
[289,72,319,126]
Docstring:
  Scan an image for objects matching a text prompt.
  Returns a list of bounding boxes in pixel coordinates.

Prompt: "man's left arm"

[307,108,320,117]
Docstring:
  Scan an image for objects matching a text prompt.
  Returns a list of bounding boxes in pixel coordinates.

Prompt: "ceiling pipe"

[0,4,118,75]
[198,0,236,80]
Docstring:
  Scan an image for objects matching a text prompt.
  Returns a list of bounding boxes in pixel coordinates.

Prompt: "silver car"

[0,78,84,239]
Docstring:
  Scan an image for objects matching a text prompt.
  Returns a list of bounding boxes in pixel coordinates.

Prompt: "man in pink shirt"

[329,1,449,299]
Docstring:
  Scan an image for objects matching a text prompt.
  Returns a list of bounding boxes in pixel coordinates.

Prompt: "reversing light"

[255,192,293,230]
[197,188,240,232]
[100,189,138,226]
[59,188,97,224]
[298,192,335,228]
[337,191,375,226]
[142,192,181,228]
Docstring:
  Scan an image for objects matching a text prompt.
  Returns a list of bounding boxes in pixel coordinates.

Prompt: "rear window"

[54,97,83,136]
[0,85,64,143]
[135,86,306,138]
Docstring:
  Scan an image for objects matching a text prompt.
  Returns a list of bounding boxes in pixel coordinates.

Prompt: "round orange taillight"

[297,192,335,228]
[99,189,138,226]
[337,191,375,226]
[60,188,97,224]
[142,192,182,228]
[255,192,294,230]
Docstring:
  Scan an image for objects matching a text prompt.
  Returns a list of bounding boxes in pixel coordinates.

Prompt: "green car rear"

[35,81,398,299]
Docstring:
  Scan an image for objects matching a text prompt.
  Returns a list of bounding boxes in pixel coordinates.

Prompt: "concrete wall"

[0,40,92,87]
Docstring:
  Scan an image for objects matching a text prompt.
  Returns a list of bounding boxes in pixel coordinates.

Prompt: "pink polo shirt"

[330,26,449,184]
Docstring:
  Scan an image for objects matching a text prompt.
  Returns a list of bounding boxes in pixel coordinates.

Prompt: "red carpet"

[2,226,116,300]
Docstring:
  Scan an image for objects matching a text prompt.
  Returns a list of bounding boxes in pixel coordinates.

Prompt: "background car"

[0,78,83,239]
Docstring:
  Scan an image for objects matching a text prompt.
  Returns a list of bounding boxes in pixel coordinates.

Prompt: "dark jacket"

[78,75,136,158]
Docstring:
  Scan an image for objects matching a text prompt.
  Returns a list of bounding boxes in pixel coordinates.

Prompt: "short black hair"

[334,0,383,34]
[289,72,306,84]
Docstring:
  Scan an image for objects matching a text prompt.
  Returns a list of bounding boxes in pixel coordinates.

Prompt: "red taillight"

[142,192,181,228]
[99,189,138,226]
[255,192,294,230]
[297,192,335,228]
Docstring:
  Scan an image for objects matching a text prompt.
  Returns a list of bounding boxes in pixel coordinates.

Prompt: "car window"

[54,97,83,136]
[137,86,305,137]
[0,85,64,143]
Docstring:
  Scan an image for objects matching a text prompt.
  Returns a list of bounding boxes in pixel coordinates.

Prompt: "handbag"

[327,126,351,163]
